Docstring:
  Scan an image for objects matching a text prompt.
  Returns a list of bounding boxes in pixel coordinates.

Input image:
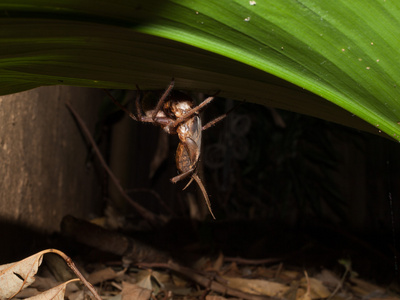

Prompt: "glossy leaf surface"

[1,0,399,139]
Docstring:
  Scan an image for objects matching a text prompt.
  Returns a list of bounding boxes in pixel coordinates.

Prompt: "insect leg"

[106,88,173,124]
[170,93,219,127]
[192,173,215,219]
[151,78,175,120]
[182,177,194,190]
[170,169,194,183]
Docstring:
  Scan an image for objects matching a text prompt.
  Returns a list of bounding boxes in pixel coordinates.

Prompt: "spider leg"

[170,169,194,183]
[170,92,219,127]
[202,101,243,130]
[202,114,227,130]
[105,87,174,125]
[104,89,139,121]
[151,78,175,120]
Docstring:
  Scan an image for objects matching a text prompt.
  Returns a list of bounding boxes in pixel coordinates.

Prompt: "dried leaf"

[135,269,167,295]
[31,276,60,291]
[88,267,124,285]
[212,253,224,271]
[315,270,341,289]
[0,249,48,299]
[25,278,80,300]
[299,276,330,299]
[107,294,122,300]
[224,276,289,297]
[136,270,155,290]
[222,262,241,277]
[367,296,400,300]
[349,277,385,296]
[206,296,228,300]
[12,287,40,299]
[280,270,302,281]
[0,249,101,300]
[122,282,152,300]
[254,266,275,279]
[67,290,85,300]
[171,274,188,288]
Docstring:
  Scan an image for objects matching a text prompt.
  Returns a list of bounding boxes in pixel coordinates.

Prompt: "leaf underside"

[1,0,399,140]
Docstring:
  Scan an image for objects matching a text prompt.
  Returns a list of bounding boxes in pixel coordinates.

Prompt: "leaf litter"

[1,232,399,300]
[0,249,101,300]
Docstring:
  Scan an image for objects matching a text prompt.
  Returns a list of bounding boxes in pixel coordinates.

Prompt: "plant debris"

[1,246,398,300]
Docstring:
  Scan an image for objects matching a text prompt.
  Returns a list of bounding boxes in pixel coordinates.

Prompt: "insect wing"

[190,115,202,151]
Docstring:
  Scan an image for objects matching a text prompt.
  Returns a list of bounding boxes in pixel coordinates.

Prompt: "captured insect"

[105,79,230,219]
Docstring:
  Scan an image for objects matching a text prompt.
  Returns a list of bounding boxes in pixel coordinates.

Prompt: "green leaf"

[1,0,399,140]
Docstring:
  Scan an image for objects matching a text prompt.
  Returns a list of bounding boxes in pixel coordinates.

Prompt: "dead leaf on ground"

[11,287,40,299]
[223,276,290,297]
[0,249,47,299]
[206,296,228,300]
[67,290,84,300]
[0,249,101,300]
[212,252,224,271]
[315,269,341,289]
[32,275,60,291]
[24,278,80,300]
[122,281,152,300]
[279,269,302,281]
[349,277,387,297]
[88,267,126,285]
[135,269,168,294]
[299,276,330,299]
[221,262,241,277]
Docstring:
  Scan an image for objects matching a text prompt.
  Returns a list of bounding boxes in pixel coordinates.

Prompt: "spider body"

[106,79,228,219]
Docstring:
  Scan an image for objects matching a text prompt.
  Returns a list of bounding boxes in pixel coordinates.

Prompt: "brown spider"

[105,79,229,219]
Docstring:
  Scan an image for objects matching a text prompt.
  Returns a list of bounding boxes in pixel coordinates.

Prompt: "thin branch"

[65,101,162,226]
[125,188,175,216]
[224,256,283,265]
[49,249,102,300]
[61,215,171,263]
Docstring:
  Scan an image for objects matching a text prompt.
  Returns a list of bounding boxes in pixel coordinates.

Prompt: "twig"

[48,249,102,300]
[224,256,283,265]
[65,101,162,226]
[61,215,171,263]
[125,188,175,216]
[138,261,275,300]
[327,262,350,300]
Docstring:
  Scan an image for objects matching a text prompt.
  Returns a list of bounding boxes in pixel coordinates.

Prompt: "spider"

[105,79,230,219]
